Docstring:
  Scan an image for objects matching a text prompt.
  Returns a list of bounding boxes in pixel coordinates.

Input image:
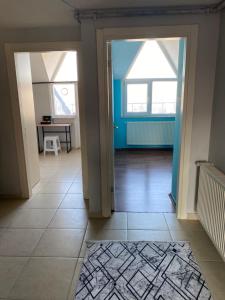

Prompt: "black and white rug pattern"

[75,241,212,300]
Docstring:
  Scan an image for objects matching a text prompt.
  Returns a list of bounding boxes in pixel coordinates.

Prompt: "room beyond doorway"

[111,37,186,213]
[5,41,88,202]
[114,149,175,212]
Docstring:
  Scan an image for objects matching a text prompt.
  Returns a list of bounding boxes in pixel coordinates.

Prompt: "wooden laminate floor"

[114,149,175,212]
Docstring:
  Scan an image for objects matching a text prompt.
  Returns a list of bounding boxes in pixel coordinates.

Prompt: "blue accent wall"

[112,41,143,79]
[113,80,175,149]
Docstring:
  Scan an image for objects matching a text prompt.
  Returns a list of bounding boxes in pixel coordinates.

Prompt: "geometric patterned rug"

[75,241,212,299]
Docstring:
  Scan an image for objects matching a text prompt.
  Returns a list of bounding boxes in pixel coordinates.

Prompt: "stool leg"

[57,138,61,152]
[54,140,58,156]
[44,139,46,156]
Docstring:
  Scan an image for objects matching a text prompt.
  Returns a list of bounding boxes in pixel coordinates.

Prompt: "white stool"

[44,136,61,156]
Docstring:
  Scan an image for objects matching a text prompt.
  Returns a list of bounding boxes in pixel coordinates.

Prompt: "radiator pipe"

[72,3,223,22]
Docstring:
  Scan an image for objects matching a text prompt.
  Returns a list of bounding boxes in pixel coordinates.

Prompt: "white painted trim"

[97,25,198,219]
[5,41,89,200]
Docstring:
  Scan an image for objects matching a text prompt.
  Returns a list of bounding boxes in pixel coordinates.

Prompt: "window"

[152,81,177,114]
[52,83,76,117]
[127,83,148,113]
[124,39,179,116]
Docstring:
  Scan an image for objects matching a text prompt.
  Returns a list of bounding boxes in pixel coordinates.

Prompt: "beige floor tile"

[49,209,87,229]
[48,176,75,182]
[39,182,72,194]
[88,212,127,230]
[33,229,85,257]
[54,170,78,179]
[127,213,168,230]
[21,194,65,209]
[32,181,48,194]
[164,213,204,231]
[0,257,28,298]
[9,209,56,228]
[170,230,222,261]
[79,229,127,257]
[9,257,77,300]
[127,230,172,241]
[67,182,83,193]
[198,261,225,300]
[59,194,86,209]
[67,258,83,300]
[0,229,43,256]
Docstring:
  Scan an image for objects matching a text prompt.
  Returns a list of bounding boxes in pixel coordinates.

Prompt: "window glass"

[127,83,148,113]
[126,41,176,79]
[52,83,76,116]
[152,81,177,114]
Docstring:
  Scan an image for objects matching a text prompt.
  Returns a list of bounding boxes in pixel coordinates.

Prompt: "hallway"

[114,150,175,212]
[0,150,224,299]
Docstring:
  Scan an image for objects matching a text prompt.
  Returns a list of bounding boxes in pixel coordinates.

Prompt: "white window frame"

[123,78,177,117]
[50,82,78,118]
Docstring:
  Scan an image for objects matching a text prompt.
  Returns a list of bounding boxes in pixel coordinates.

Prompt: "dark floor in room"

[114,149,175,212]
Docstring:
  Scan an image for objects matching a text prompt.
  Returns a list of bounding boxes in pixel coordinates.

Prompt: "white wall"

[29,53,49,82]
[41,51,64,80]
[159,39,179,72]
[14,52,40,188]
[209,11,225,172]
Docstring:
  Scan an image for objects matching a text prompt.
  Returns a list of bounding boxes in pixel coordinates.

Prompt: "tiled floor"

[0,150,224,299]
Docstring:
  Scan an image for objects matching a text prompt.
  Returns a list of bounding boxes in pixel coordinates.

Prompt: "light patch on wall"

[54,51,78,82]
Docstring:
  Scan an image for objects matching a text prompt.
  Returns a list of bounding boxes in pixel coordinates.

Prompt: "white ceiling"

[0,0,220,29]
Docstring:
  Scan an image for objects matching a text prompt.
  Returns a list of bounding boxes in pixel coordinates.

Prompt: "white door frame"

[97,25,198,219]
[5,41,88,200]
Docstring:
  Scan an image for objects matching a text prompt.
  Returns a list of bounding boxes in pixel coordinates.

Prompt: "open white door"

[107,42,115,211]
[14,52,40,189]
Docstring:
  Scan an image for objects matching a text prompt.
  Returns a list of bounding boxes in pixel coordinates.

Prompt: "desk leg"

[65,126,69,153]
[69,126,72,152]
[42,127,45,152]
[37,127,41,153]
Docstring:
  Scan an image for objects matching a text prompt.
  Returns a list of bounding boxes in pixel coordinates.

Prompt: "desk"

[37,123,72,153]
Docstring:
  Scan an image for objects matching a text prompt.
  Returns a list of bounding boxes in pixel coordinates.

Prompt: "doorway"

[5,42,88,205]
[112,38,186,212]
[14,50,83,199]
[97,26,198,218]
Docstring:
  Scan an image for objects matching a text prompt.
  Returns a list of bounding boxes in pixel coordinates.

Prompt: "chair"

[43,136,61,156]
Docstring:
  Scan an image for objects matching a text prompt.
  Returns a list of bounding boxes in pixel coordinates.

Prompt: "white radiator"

[127,121,175,145]
[197,164,225,261]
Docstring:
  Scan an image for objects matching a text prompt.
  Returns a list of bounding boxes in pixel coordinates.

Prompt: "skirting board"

[0,194,24,199]
[88,212,109,218]
[186,212,199,220]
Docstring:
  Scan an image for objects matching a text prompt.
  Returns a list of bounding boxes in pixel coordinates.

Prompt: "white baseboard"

[186,212,199,220]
